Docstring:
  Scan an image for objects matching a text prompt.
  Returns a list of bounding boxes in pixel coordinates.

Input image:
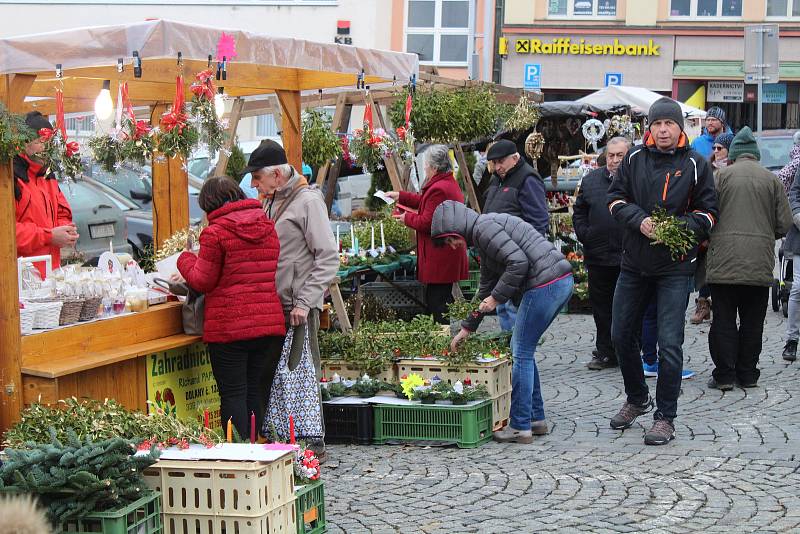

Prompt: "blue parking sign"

[524,64,541,89]
[605,72,623,86]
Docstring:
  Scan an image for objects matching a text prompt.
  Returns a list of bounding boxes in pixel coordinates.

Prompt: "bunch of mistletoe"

[0,103,35,164]
[38,125,82,181]
[156,75,200,158]
[302,108,342,173]
[189,69,226,157]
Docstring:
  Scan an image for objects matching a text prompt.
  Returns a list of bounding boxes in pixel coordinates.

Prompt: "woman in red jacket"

[388,144,468,323]
[178,177,286,439]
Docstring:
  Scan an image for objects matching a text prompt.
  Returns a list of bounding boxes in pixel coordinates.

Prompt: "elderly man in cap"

[246,139,339,460]
[607,97,718,445]
[692,106,731,159]
[483,139,549,331]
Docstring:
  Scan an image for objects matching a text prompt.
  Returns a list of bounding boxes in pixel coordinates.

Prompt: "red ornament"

[65,141,80,157]
[464,375,472,386]
[38,128,54,142]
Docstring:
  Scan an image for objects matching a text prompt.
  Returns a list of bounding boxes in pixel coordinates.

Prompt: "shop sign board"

[744,24,779,84]
[763,83,787,104]
[605,72,623,86]
[707,81,744,103]
[524,63,541,89]
[513,37,660,57]
[146,342,222,429]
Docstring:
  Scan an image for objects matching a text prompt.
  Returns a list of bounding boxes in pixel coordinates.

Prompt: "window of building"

[670,0,741,17]
[64,116,95,136]
[256,114,278,137]
[548,0,617,17]
[767,0,800,17]
[406,0,470,66]
[0,0,336,4]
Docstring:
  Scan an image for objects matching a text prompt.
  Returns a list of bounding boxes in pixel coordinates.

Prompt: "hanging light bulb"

[214,87,226,119]
[94,80,114,121]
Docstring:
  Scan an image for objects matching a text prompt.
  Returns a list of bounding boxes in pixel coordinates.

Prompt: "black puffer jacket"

[607,133,719,277]
[483,158,549,237]
[432,201,572,331]
[572,167,622,267]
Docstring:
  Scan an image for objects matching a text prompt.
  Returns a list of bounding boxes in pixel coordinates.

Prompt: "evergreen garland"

[0,103,35,163]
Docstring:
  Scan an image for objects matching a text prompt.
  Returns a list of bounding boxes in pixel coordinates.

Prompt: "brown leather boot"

[690,297,711,324]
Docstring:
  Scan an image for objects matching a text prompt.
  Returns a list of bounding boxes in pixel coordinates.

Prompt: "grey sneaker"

[609,396,654,430]
[644,418,675,445]
[493,425,533,444]
[531,420,548,435]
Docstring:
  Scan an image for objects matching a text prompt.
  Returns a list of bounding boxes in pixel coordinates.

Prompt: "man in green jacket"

[705,126,792,390]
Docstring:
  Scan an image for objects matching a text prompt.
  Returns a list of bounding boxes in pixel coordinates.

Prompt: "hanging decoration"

[189,69,226,157]
[156,75,199,158]
[504,94,541,133]
[0,102,35,164]
[301,108,342,172]
[582,118,606,152]
[524,131,545,162]
[604,114,637,141]
[216,32,238,62]
[40,90,82,181]
[88,82,153,172]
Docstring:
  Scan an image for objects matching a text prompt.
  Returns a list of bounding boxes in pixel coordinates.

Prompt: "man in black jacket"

[483,139,549,331]
[573,137,630,370]
[606,97,719,446]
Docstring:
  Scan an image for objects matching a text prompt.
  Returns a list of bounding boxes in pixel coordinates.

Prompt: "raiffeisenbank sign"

[514,37,660,56]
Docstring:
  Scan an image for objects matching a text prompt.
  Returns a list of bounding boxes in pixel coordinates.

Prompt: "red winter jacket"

[14,155,73,278]
[399,171,468,284]
[178,199,286,343]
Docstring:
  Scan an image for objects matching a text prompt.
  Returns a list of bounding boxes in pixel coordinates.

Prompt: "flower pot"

[420,396,437,404]
[451,397,467,405]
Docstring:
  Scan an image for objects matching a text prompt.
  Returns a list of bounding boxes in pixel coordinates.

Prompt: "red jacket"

[178,199,286,343]
[399,171,468,284]
[14,155,73,278]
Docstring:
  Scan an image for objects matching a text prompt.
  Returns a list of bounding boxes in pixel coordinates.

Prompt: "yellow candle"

[226,418,233,443]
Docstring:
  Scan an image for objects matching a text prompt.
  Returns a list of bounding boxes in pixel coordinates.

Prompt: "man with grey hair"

[387,144,468,323]
[573,137,630,370]
[245,139,339,460]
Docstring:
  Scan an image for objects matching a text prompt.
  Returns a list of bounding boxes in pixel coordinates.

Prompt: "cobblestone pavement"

[323,310,800,533]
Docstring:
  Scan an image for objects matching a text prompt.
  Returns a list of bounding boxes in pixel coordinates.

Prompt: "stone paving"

[323,309,800,533]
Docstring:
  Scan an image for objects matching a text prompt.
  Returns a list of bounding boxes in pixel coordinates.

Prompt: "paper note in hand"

[374,190,395,205]
[155,252,182,280]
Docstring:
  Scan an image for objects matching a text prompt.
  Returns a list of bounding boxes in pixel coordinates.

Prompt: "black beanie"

[648,97,684,131]
[24,111,53,133]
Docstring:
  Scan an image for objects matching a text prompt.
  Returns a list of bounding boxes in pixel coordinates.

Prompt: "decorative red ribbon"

[161,75,188,132]
[405,93,412,129]
[55,89,67,140]
[120,82,136,122]
[190,69,215,101]
[363,103,373,131]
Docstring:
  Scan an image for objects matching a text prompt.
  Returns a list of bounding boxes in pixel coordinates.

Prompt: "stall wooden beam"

[366,92,405,192]
[453,143,481,213]
[150,104,173,249]
[276,90,302,170]
[168,154,190,235]
[213,97,244,179]
[0,73,36,432]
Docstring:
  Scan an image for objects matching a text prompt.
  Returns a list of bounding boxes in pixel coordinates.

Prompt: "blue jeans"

[509,275,573,429]
[611,271,690,421]
[496,301,518,332]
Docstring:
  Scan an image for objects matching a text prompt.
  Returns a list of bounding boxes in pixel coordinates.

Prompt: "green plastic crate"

[373,400,493,448]
[59,490,162,534]
[458,270,481,296]
[295,480,326,534]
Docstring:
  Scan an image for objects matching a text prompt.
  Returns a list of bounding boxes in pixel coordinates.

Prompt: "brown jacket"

[265,170,339,312]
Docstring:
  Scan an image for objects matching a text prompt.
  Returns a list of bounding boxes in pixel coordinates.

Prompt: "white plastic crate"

[396,358,511,398]
[162,499,296,534]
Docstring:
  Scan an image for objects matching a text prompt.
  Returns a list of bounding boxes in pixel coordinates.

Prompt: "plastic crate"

[458,270,481,296]
[396,358,511,398]
[360,281,425,311]
[162,500,296,534]
[373,399,493,448]
[141,454,295,518]
[492,390,511,431]
[59,490,162,534]
[320,360,397,383]
[322,401,374,444]
[295,480,325,534]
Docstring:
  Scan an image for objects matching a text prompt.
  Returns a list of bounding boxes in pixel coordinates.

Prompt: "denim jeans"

[611,271,691,421]
[497,300,518,332]
[786,254,800,341]
[641,296,658,365]
[509,275,573,429]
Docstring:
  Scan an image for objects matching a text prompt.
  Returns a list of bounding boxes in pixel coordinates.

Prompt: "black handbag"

[153,278,204,336]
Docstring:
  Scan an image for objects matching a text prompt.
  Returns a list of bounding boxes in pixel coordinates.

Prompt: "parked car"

[59,177,133,265]
[755,129,798,171]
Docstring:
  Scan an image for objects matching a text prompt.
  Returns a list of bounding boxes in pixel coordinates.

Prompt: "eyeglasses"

[712,146,726,151]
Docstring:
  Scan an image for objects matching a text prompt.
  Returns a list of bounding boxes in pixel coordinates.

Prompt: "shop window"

[405,0,469,66]
[670,0,741,17]
[549,0,616,17]
[767,0,800,17]
[256,114,278,137]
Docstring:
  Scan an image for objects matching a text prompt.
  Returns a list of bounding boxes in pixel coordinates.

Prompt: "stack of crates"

[142,452,296,534]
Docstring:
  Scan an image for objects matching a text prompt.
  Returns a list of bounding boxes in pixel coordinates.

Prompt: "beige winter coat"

[265,171,339,313]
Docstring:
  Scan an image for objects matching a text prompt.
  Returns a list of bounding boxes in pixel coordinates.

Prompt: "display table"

[20,302,201,410]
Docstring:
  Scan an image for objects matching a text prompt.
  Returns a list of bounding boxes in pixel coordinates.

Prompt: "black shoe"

[644,418,675,445]
[610,396,653,429]
[707,377,734,391]
[737,380,759,388]
[587,354,618,370]
[783,340,797,362]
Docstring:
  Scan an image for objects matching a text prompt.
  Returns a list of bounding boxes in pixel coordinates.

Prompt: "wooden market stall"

[0,19,417,432]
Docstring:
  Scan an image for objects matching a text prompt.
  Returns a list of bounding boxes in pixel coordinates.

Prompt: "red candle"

[203,409,209,429]
[250,412,256,444]
[289,415,295,444]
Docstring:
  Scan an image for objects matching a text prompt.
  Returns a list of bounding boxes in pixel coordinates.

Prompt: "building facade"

[500,0,800,129]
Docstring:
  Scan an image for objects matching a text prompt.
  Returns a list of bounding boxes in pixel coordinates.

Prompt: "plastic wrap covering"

[0,19,418,83]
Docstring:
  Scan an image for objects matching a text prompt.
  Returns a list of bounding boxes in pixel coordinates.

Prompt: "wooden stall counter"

[20,302,201,410]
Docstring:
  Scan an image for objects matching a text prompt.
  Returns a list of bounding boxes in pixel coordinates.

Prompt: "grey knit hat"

[706,106,726,125]
[648,97,685,131]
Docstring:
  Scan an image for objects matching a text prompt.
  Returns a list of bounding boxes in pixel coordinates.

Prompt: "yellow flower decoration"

[400,373,424,400]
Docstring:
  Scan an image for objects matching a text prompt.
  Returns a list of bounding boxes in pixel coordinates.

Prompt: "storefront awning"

[674,61,800,80]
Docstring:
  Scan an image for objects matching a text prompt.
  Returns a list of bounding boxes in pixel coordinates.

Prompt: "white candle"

[350,225,355,253]
[380,222,385,251]
[371,225,375,251]
[336,225,340,252]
